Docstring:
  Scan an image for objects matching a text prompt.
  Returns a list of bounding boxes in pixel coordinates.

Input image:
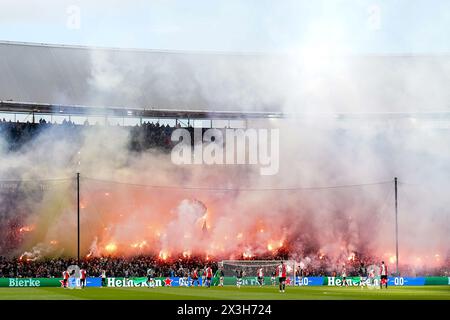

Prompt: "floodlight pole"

[77,172,80,265]
[394,177,399,276]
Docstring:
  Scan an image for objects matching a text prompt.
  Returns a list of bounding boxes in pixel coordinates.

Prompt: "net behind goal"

[219,260,297,277]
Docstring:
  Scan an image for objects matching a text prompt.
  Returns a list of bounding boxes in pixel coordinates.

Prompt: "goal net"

[219,260,297,277]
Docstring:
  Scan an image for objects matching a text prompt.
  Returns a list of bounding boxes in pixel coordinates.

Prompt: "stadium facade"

[0,40,449,126]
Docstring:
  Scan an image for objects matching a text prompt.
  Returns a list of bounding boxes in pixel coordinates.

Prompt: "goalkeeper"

[215,268,225,287]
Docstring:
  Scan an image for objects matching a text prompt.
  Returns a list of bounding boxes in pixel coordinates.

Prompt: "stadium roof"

[0,40,449,119]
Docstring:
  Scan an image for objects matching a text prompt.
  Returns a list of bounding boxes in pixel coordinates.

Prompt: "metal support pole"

[394,177,399,275]
[77,172,80,264]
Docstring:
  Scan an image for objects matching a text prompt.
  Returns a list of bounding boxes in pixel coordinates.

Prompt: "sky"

[0,0,449,54]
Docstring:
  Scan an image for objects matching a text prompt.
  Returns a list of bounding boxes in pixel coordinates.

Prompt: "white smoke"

[0,2,449,276]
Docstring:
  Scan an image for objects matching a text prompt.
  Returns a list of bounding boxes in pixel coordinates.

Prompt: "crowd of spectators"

[0,118,187,152]
[1,254,447,278]
[0,255,219,278]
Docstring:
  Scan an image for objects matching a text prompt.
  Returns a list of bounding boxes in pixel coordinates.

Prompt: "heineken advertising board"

[104,276,450,287]
[1,277,448,287]
[0,277,101,287]
[323,276,450,286]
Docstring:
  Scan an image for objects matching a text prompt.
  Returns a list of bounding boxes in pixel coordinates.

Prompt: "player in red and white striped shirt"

[276,261,287,293]
[380,261,388,289]
[205,265,213,288]
[257,268,264,287]
[80,268,87,288]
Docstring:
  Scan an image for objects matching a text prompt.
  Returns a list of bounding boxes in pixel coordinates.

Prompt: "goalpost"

[219,260,298,285]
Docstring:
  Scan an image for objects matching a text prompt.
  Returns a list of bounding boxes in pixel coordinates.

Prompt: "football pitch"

[0,286,448,300]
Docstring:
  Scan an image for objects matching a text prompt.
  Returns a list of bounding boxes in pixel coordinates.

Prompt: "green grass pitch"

[0,286,448,300]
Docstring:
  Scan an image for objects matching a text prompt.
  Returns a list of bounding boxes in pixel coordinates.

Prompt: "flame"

[130,240,147,249]
[18,254,36,262]
[19,225,34,233]
[182,250,191,258]
[243,248,253,258]
[105,243,117,253]
[267,240,283,251]
[49,240,58,245]
[159,250,169,260]
[389,255,396,264]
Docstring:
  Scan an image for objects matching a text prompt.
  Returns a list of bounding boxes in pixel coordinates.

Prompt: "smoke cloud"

[0,46,449,276]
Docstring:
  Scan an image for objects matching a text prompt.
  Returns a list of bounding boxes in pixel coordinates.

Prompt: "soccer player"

[101,269,106,288]
[368,268,376,288]
[201,266,207,287]
[341,265,348,287]
[205,265,213,288]
[147,267,155,288]
[276,261,286,293]
[236,269,243,288]
[380,261,388,289]
[358,262,367,288]
[62,270,69,289]
[191,268,200,286]
[183,268,189,287]
[80,268,87,288]
[271,271,276,286]
[257,267,264,287]
[219,268,225,287]
[295,266,303,286]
